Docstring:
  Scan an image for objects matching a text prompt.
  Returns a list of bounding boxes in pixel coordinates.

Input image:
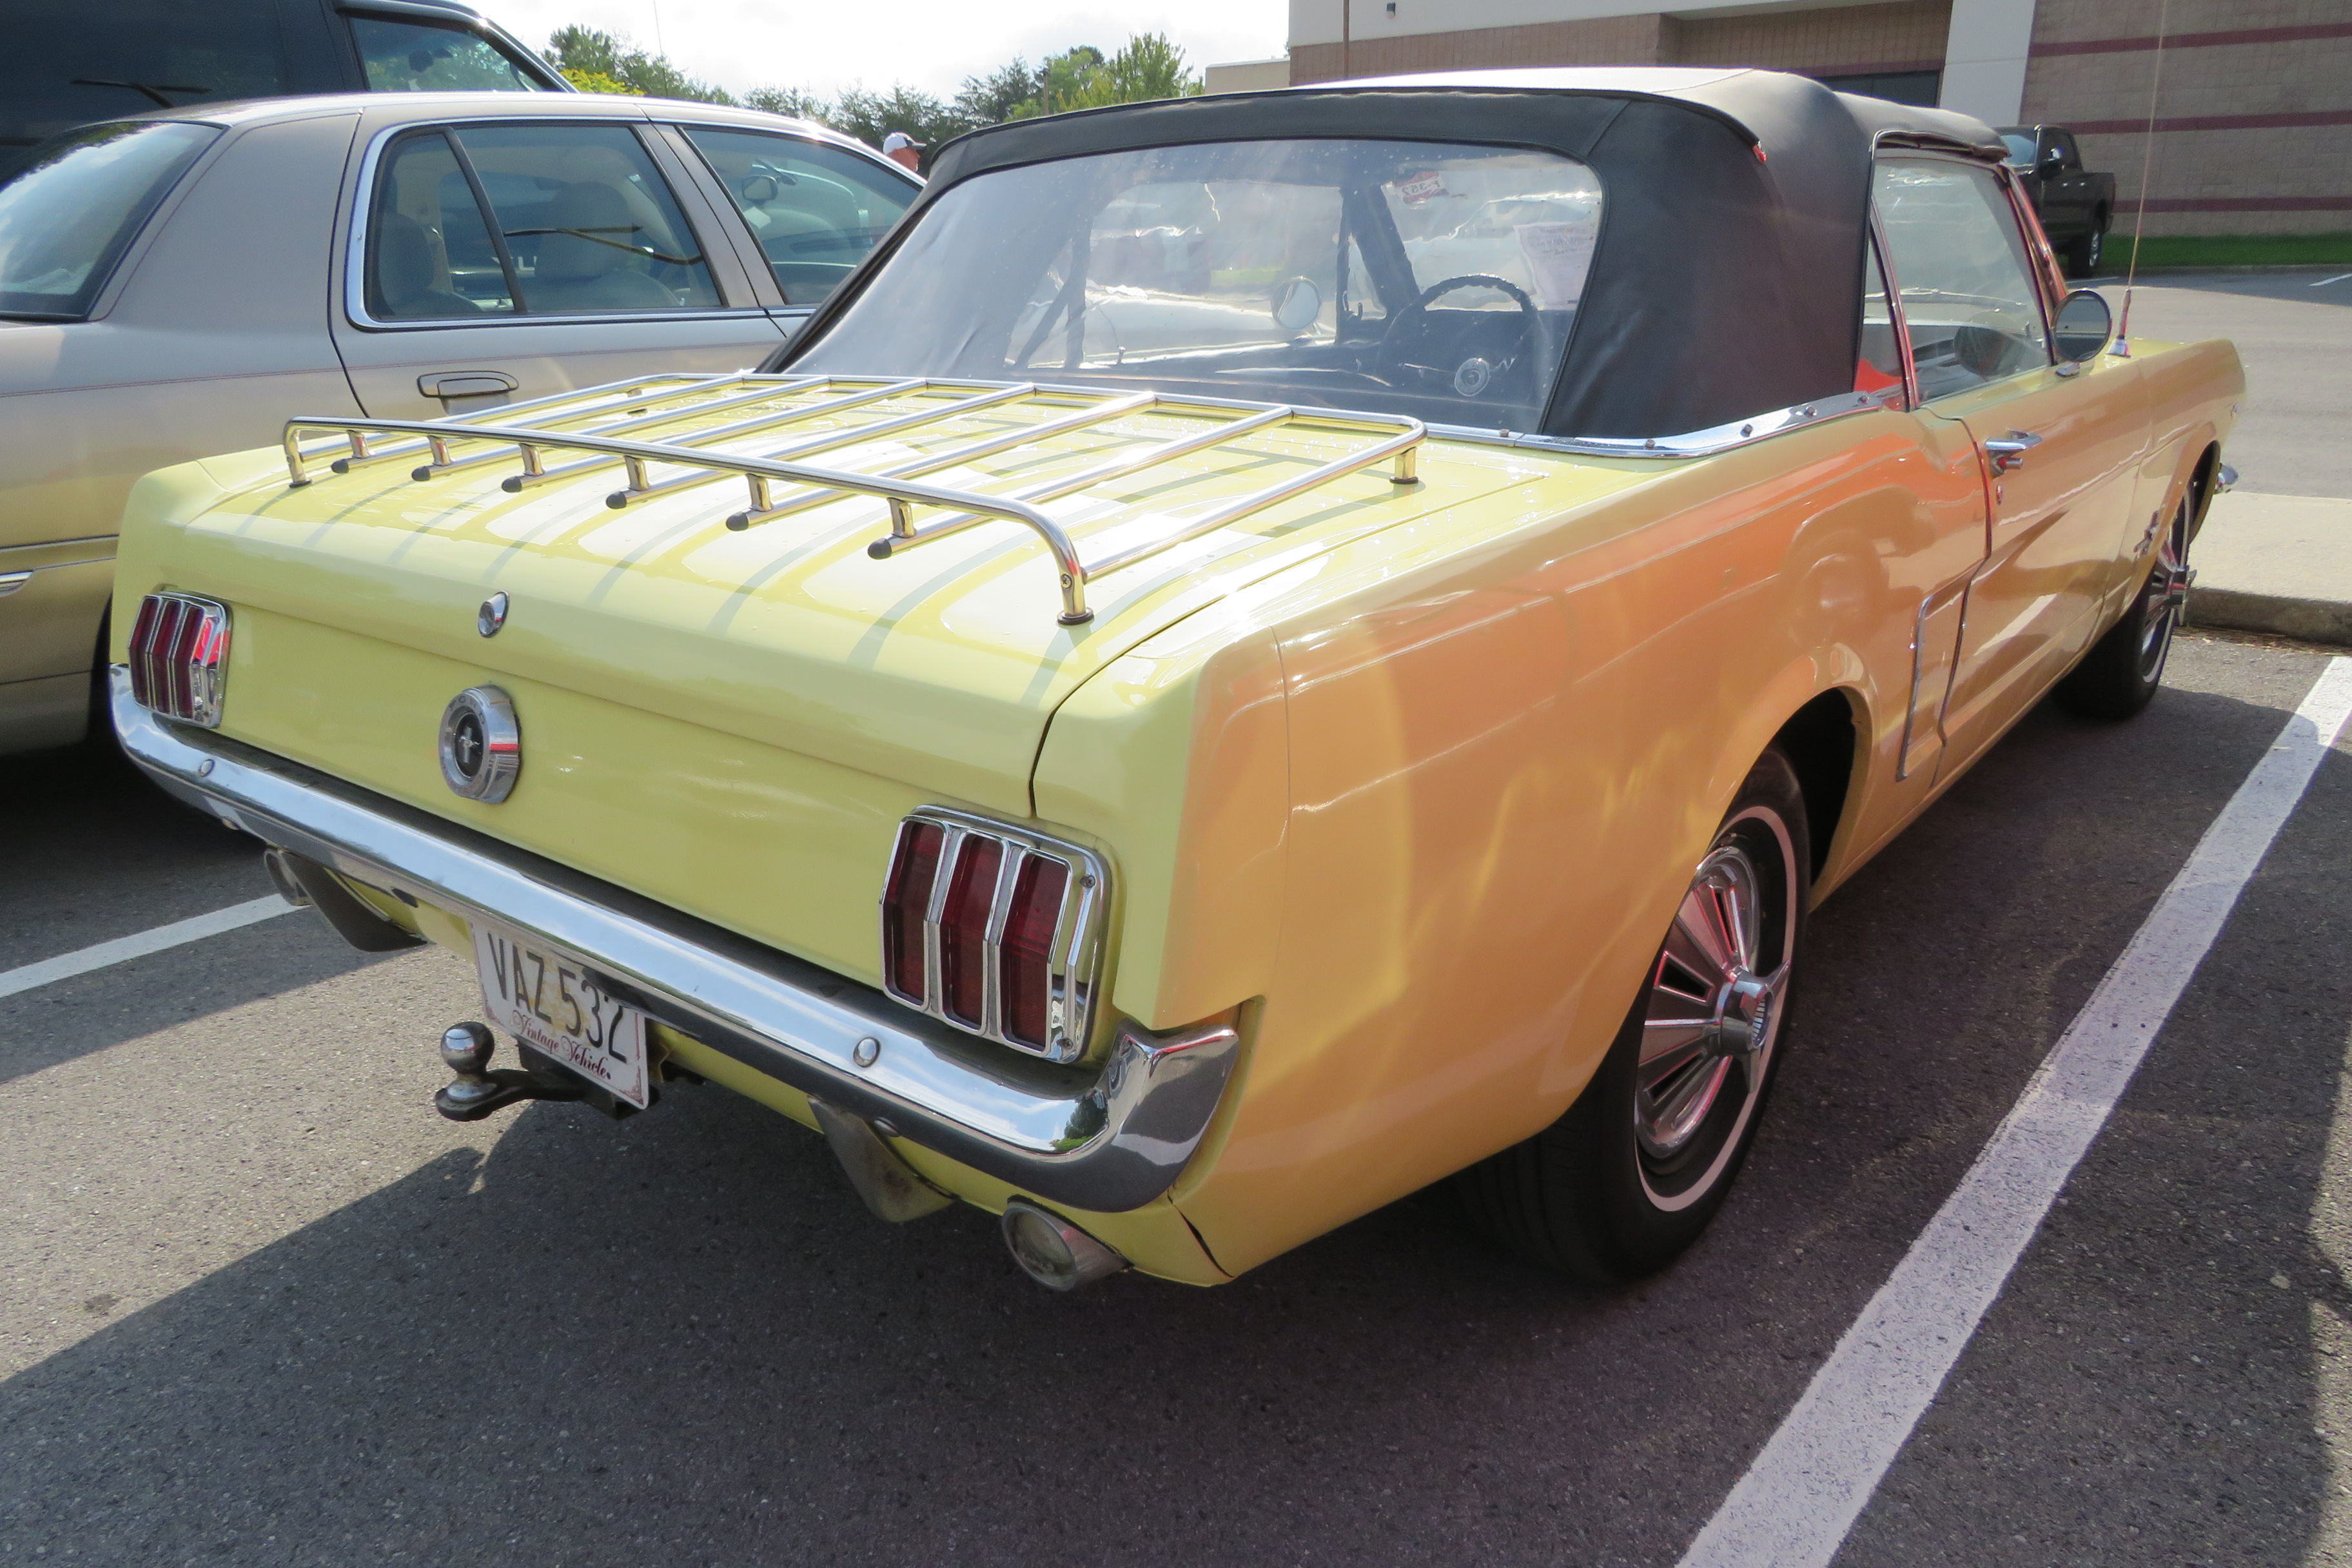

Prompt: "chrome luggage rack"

[282,373,1425,625]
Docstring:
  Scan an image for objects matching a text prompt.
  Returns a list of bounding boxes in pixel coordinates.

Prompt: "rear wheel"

[1457,748,1809,1281]
[2055,495,2189,720]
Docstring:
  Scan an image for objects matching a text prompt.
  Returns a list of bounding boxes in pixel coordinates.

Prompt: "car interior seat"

[523,182,681,313]
[373,211,483,318]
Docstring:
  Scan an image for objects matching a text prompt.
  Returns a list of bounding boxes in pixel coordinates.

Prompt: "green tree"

[1032,46,1105,116]
[560,68,631,95]
[1100,33,1201,103]
[743,85,831,121]
[545,25,735,104]
[827,84,960,149]
[952,58,1041,129]
[1059,34,1199,110]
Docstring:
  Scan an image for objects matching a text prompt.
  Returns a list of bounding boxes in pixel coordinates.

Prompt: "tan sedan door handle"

[418,371,520,399]
[1984,430,2043,475]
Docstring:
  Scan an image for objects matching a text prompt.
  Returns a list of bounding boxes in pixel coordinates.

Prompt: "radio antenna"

[2112,0,2171,357]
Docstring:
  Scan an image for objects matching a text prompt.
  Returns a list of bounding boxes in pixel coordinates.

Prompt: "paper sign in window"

[1515,222,1596,309]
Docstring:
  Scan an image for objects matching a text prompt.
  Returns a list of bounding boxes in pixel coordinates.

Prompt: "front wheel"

[2055,494,2189,720]
[1456,747,1810,1281]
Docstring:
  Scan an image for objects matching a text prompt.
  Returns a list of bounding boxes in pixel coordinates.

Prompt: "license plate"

[472,924,649,1108]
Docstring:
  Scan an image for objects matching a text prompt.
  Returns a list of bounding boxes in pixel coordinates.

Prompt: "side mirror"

[2053,289,2113,362]
[1270,275,1322,334]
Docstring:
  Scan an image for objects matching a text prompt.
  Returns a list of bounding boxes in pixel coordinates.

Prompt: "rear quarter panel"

[1125,411,1990,1273]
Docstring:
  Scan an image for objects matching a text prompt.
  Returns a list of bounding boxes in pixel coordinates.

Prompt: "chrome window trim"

[109,672,1237,1213]
[342,114,770,330]
[1865,208,1921,411]
[1422,387,1899,460]
[883,807,1111,1066]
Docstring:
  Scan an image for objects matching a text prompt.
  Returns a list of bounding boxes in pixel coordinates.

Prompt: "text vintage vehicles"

[110,68,2239,1288]
[0,92,916,754]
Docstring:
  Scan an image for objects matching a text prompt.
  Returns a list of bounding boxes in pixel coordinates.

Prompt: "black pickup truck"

[1999,124,2119,276]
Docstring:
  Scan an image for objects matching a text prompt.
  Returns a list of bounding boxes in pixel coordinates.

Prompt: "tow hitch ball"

[433,1021,593,1121]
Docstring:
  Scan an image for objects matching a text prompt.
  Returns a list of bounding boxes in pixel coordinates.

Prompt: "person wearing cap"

[881,131,923,173]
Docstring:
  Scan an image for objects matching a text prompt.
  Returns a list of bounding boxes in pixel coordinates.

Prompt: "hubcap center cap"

[1710,972,1776,1058]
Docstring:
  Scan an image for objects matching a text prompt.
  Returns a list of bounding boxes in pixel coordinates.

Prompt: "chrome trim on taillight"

[882,808,1109,1065]
[126,591,231,728]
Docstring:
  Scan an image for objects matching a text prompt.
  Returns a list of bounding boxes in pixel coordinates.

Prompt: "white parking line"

[0,895,297,1002]
[2310,272,2352,288]
[1681,655,2352,1568]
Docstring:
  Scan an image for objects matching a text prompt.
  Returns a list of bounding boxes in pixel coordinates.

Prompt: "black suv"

[2,0,567,181]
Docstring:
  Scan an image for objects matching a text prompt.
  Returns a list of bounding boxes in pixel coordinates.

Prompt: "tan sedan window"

[677,127,914,307]
[363,122,723,320]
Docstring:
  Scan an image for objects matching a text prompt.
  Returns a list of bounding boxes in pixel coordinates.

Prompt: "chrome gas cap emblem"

[477,591,509,638]
[439,686,521,802]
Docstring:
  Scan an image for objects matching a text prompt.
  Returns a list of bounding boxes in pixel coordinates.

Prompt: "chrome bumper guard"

[112,671,1236,1212]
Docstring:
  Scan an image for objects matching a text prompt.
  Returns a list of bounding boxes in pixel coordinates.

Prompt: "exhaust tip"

[1002,1199,1127,1291]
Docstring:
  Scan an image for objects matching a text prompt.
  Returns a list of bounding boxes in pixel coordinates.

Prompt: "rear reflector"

[939,835,1002,1026]
[126,592,230,727]
[876,810,1106,1063]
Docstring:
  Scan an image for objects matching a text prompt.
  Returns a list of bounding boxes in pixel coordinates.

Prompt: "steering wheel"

[1377,273,1544,400]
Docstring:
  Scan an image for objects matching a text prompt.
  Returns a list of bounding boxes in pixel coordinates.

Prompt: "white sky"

[468,0,1289,104]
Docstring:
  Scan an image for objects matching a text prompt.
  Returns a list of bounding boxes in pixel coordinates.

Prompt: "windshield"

[0,120,217,319]
[790,138,1605,433]
[1999,133,2037,166]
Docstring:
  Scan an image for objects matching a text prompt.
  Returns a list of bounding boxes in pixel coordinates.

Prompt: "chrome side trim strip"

[110,672,1237,1213]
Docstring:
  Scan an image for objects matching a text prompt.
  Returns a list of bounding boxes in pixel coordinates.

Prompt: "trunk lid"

[158,380,1625,812]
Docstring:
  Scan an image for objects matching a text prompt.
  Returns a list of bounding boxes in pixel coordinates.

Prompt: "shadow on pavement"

[0,733,274,972]
[2,653,2341,1566]
[0,911,398,1086]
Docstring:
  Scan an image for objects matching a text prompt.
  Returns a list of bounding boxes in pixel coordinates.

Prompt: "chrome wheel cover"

[2139,498,2191,684]
[1634,805,1798,1209]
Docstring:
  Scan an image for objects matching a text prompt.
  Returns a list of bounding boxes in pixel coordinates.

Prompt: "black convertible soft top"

[770,68,2008,442]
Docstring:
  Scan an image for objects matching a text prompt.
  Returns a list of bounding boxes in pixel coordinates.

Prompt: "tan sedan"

[0,90,916,753]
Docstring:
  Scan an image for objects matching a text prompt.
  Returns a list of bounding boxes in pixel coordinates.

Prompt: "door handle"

[1984,430,2043,474]
[418,371,520,399]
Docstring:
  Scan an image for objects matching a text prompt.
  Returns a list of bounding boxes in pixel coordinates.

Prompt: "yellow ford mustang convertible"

[111,68,2239,1289]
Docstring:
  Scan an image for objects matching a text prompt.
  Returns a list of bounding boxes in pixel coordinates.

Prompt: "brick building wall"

[1667,1,1950,76]
[1289,14,1669,81]
[1289,0,2349,239]
[1289,3,1952,81]
[2023,0,2352,237]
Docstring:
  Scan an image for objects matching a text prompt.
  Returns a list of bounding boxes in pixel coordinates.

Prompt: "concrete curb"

[2185,493,2352,648]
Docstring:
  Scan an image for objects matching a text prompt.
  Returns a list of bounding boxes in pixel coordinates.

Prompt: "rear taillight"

[881,820,943,999]
[1000,855,1069,1049]
[939,835,1001,1026]
[126,592,230,727]
[878,810,1106,1063]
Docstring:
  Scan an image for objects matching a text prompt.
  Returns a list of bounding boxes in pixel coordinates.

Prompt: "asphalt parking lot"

[4,629,2349,1568]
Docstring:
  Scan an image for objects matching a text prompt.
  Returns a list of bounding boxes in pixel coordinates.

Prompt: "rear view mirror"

[2053,289,2113,362]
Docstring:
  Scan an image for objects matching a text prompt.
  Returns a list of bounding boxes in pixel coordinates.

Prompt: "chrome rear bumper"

[111,671,1235,1212]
